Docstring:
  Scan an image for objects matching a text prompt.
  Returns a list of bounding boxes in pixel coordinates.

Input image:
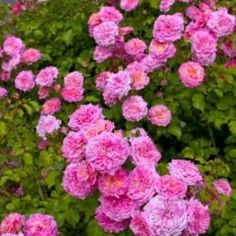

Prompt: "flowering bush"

[0,0,236,235]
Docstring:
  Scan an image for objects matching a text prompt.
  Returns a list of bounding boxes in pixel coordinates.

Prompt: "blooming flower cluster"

[0,212,58,236]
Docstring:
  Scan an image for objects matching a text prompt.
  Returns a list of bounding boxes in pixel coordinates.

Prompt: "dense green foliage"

[0,0,236,235]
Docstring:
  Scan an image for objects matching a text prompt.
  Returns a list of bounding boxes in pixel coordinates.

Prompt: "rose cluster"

[61,108,232,235]
[0,212,58,236]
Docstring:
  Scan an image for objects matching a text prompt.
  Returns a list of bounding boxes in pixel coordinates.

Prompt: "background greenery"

[0,0,236,235]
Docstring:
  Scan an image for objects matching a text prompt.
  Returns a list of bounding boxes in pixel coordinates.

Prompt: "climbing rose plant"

[0,0,236,235]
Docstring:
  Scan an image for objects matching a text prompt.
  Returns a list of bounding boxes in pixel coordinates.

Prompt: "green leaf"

[0,121,7,137]
[192,93,205,111]
[228,121,236,135]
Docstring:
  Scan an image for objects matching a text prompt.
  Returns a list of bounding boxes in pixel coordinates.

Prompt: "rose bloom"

[62,162,97,199]
[2,54,21,72]
[130,135,161,166]
[84,119,115,139]
[38,86,50,100]
[156,175,187,199]
[36,115,61,138]
[120,0,139,12]
[168,159,203,186]
[61,131,87,163]
[24,214,58,236]
[35,66,58,87]
[0,71,10,81]
[148,104,172,127]
[153,13,184,43]
[221,41,236,58]
[160,0,175,13]
[98,168,129,197]
[93,45,113,63]
[126,62,150,90]
[96,71,112,91]
[0,213,25,234]
[3,36,24,57]
[93,22,119,46]
[141,54,163,73]
[130,211,154,236]
[15,71,35,92]
[124,38,147,56]
[0,87,8,99]
[143,196,188,236]
[61,86,84,103]
[99,6,123,23]
[21,48,41,65]
[149,39,176,62]
[95,206,129,233]
[207,8,235,38]
[225,59,236,69]
[184,22,200,40]
[191,29,217,66]
[99,195,137,221]
[103,71,131,106]
[186,198,210,235]
[214,179,232,197]
[64,71,84,87]
[41,98,61,115]
[68,104,104,131]
[119,26,134,38]
[127,166,157,205]
[122,95,148,122]
[88,12,101,36]
[86,132,130,174]
[178,61,205,88]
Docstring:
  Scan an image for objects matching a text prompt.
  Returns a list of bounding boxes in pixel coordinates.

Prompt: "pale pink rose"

[36,115,61,138]
[168,159,203,186]
[24,214,58,236]
[61,86,84,103]
[207,8,235,37]
[126,61,150,90]
[62,162,97,199]
[84,119,115,139]
[36,66,58,87]
[122,95,148,122]
[148,104,172,127]
[86,132,130,174]
[68,104,104,131]
[160,0,175,13]
[156,175,187,199]
[15,71,35,92]
[3,36,24,57]
[0,213,24,234]
[124,38,147,56]
[98,168,129,197]
[21,48,41,64]
[184,22,201,40]
[103,71,131,106]
[99,6,123,23]
[95,206,129,233]
[2,54,21,72]
[64,71,84,87]
[130,211,154,236]
[214,179,232,197]
[149,39,176,62]
[41,98,61,115]
[61,131,87,163]
[153,13,184,43]
[99,195,137,221]
[93,45,113,63]
[130,135,161,166]
[178,61,205,88]
[143,196,188,236]
[88,12,101,37]
[96,71,112,91]
[93,22,119,46]
[187,198,210,235]
[191,29,217,66]
[141,54,163,73]
[127,166,157,205]
[120,0,139,12]
[0,87,8,99]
